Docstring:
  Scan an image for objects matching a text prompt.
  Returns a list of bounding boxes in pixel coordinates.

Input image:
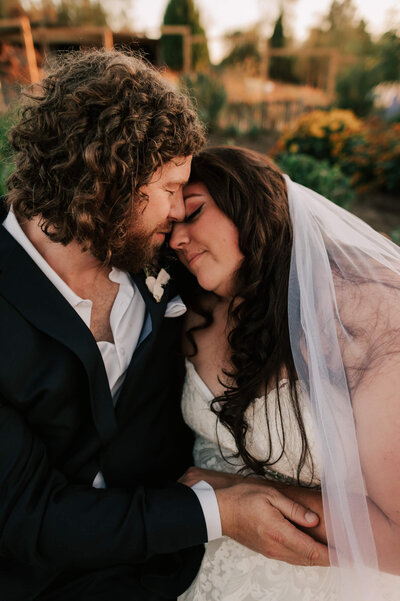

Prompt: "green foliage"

[0,0,23,19]
[16,0,109,26]
[180,72,226,132]
[335,30,400,118]
[161,0,209,71]
[276,110,400,194]
[391,227,400,245]
[219,40,261,69]
[276,152,355,209]
[305,0,374,56]
[374,31,400,83]
[55,0,108,26]
[336,62,377,117]
[269,11,298,83]
[0,112,15,197]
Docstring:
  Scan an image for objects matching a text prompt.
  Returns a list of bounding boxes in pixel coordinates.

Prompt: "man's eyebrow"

[164,179,188,187]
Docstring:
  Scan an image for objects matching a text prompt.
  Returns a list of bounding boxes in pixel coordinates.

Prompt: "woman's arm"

[339,282,400,574]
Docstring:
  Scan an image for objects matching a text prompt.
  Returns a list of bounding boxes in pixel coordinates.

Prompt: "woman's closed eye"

[184,203,205,223]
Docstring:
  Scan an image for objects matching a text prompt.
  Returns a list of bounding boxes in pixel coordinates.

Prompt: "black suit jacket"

[0,204,206,601]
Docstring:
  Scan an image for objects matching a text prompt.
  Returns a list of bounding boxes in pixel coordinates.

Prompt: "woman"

[169,146,400,601]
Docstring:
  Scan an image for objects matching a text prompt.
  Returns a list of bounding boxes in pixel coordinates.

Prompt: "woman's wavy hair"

[179,146,314,484]
[6,48,205,264]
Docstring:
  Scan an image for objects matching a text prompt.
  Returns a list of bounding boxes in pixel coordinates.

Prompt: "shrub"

[275,110,400,193]
[180,72,226,132]
[161,0,209,71]
[0,113,14,197]
[276,152,355,209]
[373,122,400,193]
[391,227,400,245]
[276,109,363,164]
[335,62,377,117]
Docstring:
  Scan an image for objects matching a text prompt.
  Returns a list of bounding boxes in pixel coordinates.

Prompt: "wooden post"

[183,31,191,74]
[262,38,270,81]
[327,50,340,102]
[19,16,40,83]
[0,82,7,113]
[102,28,113,49]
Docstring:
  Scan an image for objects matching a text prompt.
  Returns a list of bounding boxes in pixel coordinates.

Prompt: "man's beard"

[107,226,167,273]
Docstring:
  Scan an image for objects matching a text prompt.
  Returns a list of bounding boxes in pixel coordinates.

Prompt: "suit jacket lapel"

[115,272,168,417]
[0,225,117,443]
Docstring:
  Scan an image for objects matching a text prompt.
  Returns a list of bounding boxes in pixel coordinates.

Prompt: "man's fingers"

[268,488,320,528]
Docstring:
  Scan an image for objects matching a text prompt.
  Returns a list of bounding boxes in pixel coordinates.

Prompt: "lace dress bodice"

[179,359,337,601]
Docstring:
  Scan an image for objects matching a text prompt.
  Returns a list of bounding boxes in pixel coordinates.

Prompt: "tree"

[14,0,109,27]
[374,30,400,82]
[297,0,375,91]
[161,0,209,71]
[269,10,298,82]
[304,0,374,56]
[218,28,261,72]
[55,0,107,27]
[0,0,24,18]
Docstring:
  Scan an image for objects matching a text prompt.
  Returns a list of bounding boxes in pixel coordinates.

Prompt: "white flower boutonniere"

[145,267,171,302]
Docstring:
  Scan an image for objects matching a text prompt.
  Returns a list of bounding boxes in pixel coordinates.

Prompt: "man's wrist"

[191,480,222,540]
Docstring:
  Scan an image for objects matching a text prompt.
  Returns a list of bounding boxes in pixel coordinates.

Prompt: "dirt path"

[351,192,399,237]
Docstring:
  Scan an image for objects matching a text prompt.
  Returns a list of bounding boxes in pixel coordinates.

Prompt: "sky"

[124,0,400,62]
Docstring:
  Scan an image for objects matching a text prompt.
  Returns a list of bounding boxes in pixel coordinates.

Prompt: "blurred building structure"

[0,19,356,132]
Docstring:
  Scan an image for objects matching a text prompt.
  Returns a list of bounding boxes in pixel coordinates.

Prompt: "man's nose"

[170,222,189,250]
[168,188,186,222]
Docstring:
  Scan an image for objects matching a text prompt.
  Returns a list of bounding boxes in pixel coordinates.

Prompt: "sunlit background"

[0,0,399,238]
[131,0,399,62]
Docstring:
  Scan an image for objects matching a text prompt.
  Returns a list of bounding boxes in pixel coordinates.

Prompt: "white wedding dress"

[179,359,338,601]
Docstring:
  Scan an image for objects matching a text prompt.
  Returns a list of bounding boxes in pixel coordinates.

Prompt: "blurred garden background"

[0,0,399,239]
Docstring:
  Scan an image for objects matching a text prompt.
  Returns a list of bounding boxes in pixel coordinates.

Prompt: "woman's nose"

[168,188,186,222]
[170,222,190,250]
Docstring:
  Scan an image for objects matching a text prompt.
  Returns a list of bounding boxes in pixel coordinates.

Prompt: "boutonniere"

[144,267,171,302]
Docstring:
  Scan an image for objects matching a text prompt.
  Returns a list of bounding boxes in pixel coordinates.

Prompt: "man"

[0,49,328,601]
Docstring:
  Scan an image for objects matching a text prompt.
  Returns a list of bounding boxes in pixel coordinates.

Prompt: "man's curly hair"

[6,48,205,264]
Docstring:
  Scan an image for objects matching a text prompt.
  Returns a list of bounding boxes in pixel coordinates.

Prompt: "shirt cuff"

[191,480,222,541]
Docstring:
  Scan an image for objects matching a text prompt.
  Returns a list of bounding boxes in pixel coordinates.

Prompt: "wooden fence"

[219,100,308,133]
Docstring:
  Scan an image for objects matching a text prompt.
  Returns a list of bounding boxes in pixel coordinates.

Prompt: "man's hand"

[216,482,330,567]
[179,466,329,567]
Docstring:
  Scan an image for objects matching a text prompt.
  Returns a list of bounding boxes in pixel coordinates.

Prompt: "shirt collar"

[2,209,134,310]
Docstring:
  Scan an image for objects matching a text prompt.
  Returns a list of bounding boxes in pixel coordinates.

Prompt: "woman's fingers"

[266,487,320,528]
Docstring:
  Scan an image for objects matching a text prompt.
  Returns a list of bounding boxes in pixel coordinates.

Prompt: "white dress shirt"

[2,210,222,541]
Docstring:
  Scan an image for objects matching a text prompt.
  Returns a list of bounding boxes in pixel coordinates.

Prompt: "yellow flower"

[309,123,324,138]
[328,120,341,132]
[289,143,299,153]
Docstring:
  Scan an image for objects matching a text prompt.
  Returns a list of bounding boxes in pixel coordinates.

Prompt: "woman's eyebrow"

[183,193,204,200]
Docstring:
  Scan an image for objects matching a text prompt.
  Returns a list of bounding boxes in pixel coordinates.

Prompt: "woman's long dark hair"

[179,146,314,485]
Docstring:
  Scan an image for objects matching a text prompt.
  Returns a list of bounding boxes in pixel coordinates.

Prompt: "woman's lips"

[187,251,205,267]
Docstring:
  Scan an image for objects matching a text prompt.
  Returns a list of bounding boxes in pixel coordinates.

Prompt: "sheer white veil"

[286,175,400,600]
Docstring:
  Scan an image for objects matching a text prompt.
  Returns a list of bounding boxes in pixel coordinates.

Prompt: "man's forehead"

[155,155,192,183]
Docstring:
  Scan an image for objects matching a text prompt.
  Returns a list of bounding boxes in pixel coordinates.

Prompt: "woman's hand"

[178,466,250,489]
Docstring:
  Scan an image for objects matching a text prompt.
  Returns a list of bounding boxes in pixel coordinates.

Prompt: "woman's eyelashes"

[184,203,205,223]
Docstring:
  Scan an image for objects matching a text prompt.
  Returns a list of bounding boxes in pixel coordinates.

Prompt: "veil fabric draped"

[285,176,400,600]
